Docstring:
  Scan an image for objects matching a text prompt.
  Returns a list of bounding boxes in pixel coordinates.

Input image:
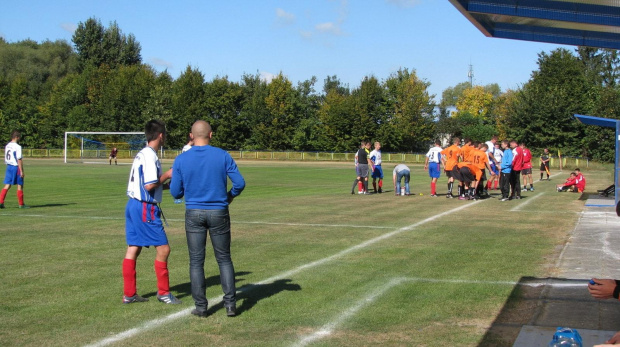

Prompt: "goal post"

[64,132,146,164]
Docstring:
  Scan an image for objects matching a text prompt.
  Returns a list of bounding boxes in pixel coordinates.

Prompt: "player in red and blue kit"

[369,142,383,193]
[424,140,443,197]
[122,120,181,305]
[1,131,28,209]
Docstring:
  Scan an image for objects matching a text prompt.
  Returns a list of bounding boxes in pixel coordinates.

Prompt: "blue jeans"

[185,209,236,311]
[396,171,410,194]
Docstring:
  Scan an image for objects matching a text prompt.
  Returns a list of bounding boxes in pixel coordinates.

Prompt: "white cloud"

[260,71,276,83]
[299,30,313,40]
[149,58,174,69]
[385,0,421,8]
[60,23,77,33]
[275,8,295,24]
[315,22,343,36]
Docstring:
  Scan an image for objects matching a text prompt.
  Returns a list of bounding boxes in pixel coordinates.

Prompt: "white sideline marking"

[0,213,392,230]
[292,276,589,346]
[511,192,544,211]
[84,201,483,347]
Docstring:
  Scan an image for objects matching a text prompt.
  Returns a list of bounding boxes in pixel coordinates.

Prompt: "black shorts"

[540,163,549,171]
[445,169,454,178]
[521,168,532,175]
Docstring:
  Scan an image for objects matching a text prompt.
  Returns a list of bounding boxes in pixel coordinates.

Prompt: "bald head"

[191,120,212,145]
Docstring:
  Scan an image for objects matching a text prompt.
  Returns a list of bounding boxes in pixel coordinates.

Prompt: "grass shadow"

[143,271,253,300]
[477,276,620,346]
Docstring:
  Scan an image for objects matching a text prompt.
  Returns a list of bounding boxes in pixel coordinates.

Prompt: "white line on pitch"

[84,201,483,347]
[510,192,544,211]
[292,276,588,346]
[0,213,393,230]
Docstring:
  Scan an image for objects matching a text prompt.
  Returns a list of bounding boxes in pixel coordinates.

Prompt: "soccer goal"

[64,132,146,164]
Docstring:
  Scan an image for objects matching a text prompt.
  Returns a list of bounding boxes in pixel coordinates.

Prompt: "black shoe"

[226,306,236,317]
[191,308,208,318]
[351,190,354,195]
[515,196,522,199]
[0,203,4,209]
[378,188,382,193]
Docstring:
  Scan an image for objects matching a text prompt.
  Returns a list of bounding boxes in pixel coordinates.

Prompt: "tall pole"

[468,63,474,87]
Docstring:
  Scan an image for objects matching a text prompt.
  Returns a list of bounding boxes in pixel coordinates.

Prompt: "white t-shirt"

[425,147,442,163]
[127,147,163,203]
[182,145,192,153]
[485,141,495,154]
[369,149,382,165]
[493,147,503,163]
[5,141,22,166]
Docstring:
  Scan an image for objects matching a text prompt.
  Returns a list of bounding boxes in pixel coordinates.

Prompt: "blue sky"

[0,0,571,101]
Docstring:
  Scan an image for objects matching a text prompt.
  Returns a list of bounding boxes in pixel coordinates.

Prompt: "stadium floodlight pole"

[64,131,145,163]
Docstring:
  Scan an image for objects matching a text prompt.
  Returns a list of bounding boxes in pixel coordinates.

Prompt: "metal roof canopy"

[449,0,620,49]
[574,114,620,206]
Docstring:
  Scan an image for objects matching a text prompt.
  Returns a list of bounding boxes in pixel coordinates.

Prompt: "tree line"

[0,18,619,161]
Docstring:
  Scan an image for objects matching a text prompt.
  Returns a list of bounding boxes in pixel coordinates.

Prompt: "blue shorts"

[428,162,440,179]
[125,198,168,247]
[372,165,383,179]
[490,163,499,175]
[3,165,23,185]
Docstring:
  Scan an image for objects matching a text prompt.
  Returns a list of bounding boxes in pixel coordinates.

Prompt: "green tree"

[203,76,248,149]
[72,18,141,70]
[507,48,591,155]
[384,68,435,152]
[170,66,206,149]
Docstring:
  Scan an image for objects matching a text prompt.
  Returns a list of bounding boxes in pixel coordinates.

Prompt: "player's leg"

[122,245,146,303]
[377,166,383,193]
[154,243,181,304]
[16,184,28,208]
[0,183,11,208]
[352,176,360,194]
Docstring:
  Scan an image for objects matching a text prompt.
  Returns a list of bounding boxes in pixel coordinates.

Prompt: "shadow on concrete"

[478,276,620,346]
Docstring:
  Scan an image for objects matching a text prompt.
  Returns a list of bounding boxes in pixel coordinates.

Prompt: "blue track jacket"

[500,148,513,174]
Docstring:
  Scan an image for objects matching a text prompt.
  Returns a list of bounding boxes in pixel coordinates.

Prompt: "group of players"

[437,136,542,201]
[351,136,554,201]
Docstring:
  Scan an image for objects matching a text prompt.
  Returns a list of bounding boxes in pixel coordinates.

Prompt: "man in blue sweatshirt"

[170,120,245,318]
[499,140,513,201]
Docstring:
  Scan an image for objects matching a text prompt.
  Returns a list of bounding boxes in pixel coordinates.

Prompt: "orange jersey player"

[440,137,461,198]
[452,161,482,200]
[460,138,475,164]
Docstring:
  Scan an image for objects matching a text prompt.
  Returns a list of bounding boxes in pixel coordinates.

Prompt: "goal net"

[64,132,146,164]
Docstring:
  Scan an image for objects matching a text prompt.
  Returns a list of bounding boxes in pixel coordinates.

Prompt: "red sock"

[0,188,7,204]
[154,260,170,295]
[486,181,491,189]
[379,180,383,188]
[494,181,498,189]
[17,190,24,205]
[431,182,436,195]
[358,181,363,192]
[122,259,137,297]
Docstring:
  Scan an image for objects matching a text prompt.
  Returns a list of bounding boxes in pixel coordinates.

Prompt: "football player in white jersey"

[369,142,383,193]
[1,131,28,208]
[122,120,181,305]
[424,140,443,196]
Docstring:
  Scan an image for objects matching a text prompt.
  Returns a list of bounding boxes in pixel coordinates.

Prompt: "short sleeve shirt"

[127,147,163,203]
[369,149,382,165]
[5,142,22,166]
[426,147,442,163]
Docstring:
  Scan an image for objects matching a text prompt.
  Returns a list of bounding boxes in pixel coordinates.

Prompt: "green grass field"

[0,159,610,346]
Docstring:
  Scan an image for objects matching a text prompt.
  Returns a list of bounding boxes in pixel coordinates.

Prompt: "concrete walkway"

[512,196,620,346]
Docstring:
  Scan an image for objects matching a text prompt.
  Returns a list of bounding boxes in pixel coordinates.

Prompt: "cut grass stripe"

[84,200,483,347]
